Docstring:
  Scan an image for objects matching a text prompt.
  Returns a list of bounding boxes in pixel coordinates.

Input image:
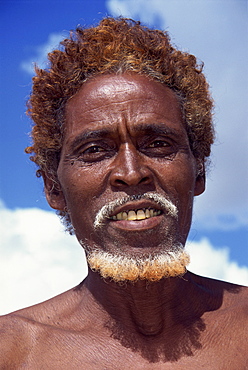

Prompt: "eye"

[76,143,115,163]
[140,138,176,159]
[148,140,170,148]
[84,145,105,154]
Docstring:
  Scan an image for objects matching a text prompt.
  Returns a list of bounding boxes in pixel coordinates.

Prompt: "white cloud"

[0,204,247,315]
[21,32,68,75]
[107,0,248,230]
[0,203,87,315]
[186,238,248,285]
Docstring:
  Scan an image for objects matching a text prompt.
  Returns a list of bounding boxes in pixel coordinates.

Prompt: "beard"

[80,192,190,282]
[81,243,190,282]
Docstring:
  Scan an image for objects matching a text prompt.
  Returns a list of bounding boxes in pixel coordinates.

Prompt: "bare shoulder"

[187,274,248,367]
[3,280,91,325]
[189,271,248,308]
[0,313,33,368]
[197,275,248,345]
[189,273,248,331]
[215,278,248,311]
[0,281,90,367]
[213,280,248,364]
[220,281,248,335]
[223,281,248,324]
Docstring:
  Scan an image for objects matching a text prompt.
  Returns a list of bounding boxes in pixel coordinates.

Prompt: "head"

[26,17,214,282]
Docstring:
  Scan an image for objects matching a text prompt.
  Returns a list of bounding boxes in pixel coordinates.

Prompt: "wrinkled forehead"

[84,74,143,100]
[65,73,183,125]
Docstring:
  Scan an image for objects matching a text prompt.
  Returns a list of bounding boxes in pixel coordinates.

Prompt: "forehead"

[65,73,183,135]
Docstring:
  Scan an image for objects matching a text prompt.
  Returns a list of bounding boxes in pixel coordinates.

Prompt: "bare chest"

[18,327,247,370]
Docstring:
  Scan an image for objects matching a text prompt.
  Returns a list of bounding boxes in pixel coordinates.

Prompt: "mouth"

[108,203,164,231]
[106,199,166,232]
[93,192,177,230]
[110,207,163,221]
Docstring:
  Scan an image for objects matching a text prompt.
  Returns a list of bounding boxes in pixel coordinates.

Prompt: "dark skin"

[1,74,247,369]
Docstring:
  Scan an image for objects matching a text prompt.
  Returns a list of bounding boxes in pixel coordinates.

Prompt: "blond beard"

[83,245,190,282]
[81,192,189,282]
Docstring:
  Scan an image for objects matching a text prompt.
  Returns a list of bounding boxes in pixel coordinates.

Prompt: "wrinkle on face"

[56,73,201,260]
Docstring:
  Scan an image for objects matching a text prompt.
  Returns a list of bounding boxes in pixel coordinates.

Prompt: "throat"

[129,286,165,336]
[133,314,164,337]
[84,271,215,363]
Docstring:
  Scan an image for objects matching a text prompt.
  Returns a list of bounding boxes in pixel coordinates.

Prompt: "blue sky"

[0,0,247,313]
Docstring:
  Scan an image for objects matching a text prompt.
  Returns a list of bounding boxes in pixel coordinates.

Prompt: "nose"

[109,144,153,188]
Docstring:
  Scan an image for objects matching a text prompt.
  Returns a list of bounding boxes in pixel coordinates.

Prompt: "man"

[1,17,247,368]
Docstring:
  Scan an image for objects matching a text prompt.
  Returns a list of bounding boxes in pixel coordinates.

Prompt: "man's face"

[48,74,204,264]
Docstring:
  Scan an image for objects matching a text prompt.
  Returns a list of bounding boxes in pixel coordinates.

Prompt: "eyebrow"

[68,123,182,152]
[132,123,181,138]
[68,128,111,151]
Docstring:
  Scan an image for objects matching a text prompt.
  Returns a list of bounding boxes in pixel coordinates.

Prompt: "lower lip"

[109,215,163,231]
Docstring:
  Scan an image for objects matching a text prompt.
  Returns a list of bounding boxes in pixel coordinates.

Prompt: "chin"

[81,240,190,282]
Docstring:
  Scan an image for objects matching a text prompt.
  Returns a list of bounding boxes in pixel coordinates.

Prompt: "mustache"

[94,192,178,229]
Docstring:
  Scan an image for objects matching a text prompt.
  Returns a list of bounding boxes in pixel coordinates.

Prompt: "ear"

[194,160,206,196]
[194,173,205,196]
[42,172,66,211]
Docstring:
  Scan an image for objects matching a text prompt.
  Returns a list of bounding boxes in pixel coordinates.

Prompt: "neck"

[83,269,224,363]
[85,269,201,336]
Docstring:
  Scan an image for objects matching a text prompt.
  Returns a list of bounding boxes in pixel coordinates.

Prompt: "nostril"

[115,179,128,186]
[138,176,151,185]
[109,148,153,187]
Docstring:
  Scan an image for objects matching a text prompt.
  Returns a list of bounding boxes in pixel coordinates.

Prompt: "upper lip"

[109,200,163,217]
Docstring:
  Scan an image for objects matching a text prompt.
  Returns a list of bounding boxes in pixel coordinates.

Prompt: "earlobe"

[42,172,66,211]
[194,160,206,196]
[194,173,205,196]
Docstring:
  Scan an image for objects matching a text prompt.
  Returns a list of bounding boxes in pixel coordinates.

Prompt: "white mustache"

[94,192,178,229]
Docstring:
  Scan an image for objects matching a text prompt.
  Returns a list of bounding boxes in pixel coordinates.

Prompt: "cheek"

[173,164,196,230]
[176,168,196,201]
[175,169,196,212]
[156,158,196,226]
[157,157,196,198]
[57,162,107,209]
[57,166,96,236]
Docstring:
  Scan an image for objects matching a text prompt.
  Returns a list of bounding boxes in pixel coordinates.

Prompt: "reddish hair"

[26,17,214,229]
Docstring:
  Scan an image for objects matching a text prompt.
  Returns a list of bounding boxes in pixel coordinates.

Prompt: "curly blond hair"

[26,17,214,230]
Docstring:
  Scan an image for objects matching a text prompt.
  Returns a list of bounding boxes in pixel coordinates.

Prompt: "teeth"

[112,208,161,221]
[122,212,128,220]
[145,209,150,218]
[117,213,122,220]
[137,210,146,220]
[127,210,137,221]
